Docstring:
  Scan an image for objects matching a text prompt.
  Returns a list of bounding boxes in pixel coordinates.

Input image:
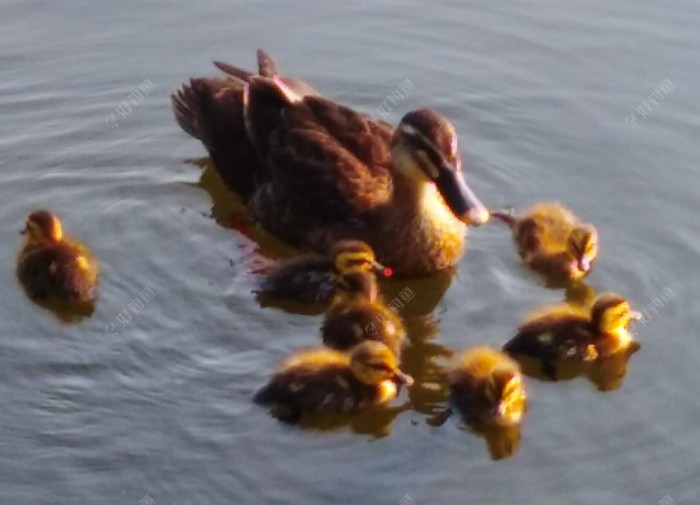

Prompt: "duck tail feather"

[171,77,260,198]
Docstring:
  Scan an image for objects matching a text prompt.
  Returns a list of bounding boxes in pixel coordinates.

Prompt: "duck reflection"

[513,343,640,391]
[564,281,597,308]
[30,298,95,324]
[290,400,413,439]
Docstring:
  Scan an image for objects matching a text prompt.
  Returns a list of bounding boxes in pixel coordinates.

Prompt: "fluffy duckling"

[257,240,391,304]
[254,340,413,422]
[503,293,641,379]
[321,271,406,356]
[492,202,598,283]
[17,210,98,304]
[446,347,527,428]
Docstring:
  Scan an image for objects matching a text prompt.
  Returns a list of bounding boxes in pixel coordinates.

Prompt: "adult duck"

[171,49,490,276]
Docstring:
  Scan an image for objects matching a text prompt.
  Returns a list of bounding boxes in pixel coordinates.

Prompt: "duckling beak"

[19,225,27,235]
[578,257,592,273]
[435,167,490,226]
[371,260,392,278]
[628,310,642,321]
[394,370,414,387]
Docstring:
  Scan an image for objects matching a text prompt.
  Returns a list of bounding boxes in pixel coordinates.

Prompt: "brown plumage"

[254,341,413,422]
[171,49,490,276]
[17,210,99,304]
[321,271,406,356]
[503,293,641,379]
[492,202,598,283]
[447,347,527,427]
[257,240,388,303]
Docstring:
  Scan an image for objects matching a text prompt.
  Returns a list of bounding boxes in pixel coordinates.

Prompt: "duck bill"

[628,310,642,321]
[371,260,393,278]
[435,167,490,226]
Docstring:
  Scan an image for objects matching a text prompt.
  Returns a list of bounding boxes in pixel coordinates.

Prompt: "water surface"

[1,0,699,503]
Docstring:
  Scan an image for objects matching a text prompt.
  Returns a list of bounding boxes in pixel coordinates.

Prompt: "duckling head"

[335,270,379,304]
[591,293,641,336]
[391,109,490,226]
[485,365,527,427]
[349,341,413,389]
[22,210,63,244]
[332,240,391,277]
[566,224,598,276]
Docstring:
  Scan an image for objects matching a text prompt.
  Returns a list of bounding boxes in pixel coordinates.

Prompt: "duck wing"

[247,76,394,219]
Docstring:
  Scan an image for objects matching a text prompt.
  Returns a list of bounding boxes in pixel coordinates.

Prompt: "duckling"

[492,202,598,283]
[446,347,527,428]
[503,293,641,380]
[254,340,413,422]
[17,210,98,304]
[321,271,406,356]
[257,240,390,304]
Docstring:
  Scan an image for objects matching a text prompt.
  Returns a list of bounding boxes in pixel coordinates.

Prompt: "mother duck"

[171,49,490,276]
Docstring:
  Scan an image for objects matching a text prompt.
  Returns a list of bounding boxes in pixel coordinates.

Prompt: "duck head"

[21,210,63,244]
[591,293,641,336]
[567,224,599,277]
[331,240,391,277]
[391,109,490,226]
[349,341,413,388]
[485,365,527,427]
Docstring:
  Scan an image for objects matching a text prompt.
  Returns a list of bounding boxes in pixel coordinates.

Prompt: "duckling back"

[321,303,406,356]
[257,254,336,303]
[17,242,98,303]
[254,347,385,420]
[448,347,526,427]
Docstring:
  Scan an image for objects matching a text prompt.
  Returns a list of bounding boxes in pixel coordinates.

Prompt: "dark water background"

[1,0,699,503]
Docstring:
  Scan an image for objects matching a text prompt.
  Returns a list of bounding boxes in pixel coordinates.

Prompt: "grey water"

[1,0,699,503]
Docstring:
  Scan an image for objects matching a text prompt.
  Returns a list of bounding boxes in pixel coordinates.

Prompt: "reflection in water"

[564,281,597,309]
[427,409,523,460]
[471,423,522,461]
[22,297,96,324]
[514,343,641,391]
[586,343,641,392]
[400,315,453,415]
[195,161,297,259]
[286,401,413,439]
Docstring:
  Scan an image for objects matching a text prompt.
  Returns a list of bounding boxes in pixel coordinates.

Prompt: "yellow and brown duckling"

[17,210,99,304]
[492,202,598,283]
[172,49,490,276]
[257,240,391,304]
[445,347,527,428]
[503,293,641,380]
[254,340,413,422]
[321,270,406,357]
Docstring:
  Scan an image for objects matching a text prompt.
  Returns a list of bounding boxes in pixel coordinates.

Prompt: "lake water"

[1,0,699,503]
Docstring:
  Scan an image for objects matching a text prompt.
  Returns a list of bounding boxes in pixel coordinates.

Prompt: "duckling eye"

[367,362,393,373]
